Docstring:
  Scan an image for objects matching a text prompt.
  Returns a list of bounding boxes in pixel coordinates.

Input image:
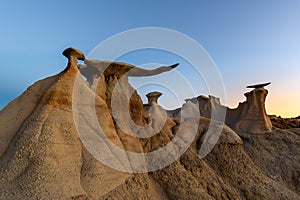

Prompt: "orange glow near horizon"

[266,93,300,118]
[226,87,300,118]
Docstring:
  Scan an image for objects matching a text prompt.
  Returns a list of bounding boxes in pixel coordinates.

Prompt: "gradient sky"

[0,1,299,117]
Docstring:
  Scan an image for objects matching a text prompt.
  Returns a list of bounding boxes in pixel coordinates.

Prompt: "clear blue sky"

[1,1,299,117]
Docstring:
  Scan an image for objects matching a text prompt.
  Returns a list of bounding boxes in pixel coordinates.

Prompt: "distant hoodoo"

[226,82,273,133]
[146,92,162,105]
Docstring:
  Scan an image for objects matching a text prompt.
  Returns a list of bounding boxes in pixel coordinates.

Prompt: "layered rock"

[226,87,273,133]
[169,95,226,123]
[170,84,273,133]
[0,48,298,199]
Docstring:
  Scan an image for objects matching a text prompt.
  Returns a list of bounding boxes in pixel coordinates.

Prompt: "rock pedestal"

[143,92,176,152]
[233,87,273,133]
[146,92,162,105]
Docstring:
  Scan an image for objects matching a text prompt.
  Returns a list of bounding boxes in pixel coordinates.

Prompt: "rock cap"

[247,82,271,89]
[146,91,162,105]
[62,47,85,61]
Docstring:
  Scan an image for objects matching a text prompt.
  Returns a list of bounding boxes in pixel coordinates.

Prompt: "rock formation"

[170,83,273,133]
[142,92,176,152]
[79,60,178,86]
[246,82,271,89]
[79,59,179,126]
[0,48,299,199]
[170,95,226,123]
[226,84,273,133]
[146,91,162,105]
[198,95,226,122]
[78,58,179,162]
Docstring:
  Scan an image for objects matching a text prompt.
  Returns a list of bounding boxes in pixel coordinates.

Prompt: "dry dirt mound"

[270,116,300,129]
[237,128,300,194]
[0,48,299,199]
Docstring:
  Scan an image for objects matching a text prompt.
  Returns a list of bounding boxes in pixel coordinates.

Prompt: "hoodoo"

[146,91,162,105]
[226,83,273,133]
[0,49,298,199]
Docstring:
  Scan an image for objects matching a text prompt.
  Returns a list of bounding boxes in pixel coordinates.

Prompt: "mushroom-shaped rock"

[246,82,271,89]
[63,47,85,61]
[63,47,85,70]
[226,86,273,133]
[146,91,162,105]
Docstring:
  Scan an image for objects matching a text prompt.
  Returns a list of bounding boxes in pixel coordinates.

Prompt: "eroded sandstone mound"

[0,48,299,199]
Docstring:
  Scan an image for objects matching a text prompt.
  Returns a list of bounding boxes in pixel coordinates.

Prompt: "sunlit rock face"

[1,48,299,200]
